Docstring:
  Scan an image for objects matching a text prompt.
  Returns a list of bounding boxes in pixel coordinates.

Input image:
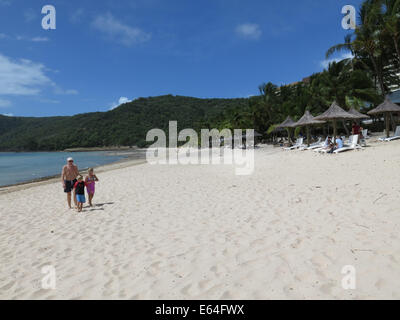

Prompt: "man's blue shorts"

[76,194,86,203]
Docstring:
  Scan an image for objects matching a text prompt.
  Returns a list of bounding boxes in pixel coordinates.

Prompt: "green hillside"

[0,95,249,151]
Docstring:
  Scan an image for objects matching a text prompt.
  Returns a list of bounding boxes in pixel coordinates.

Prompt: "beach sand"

[1,140,400,300]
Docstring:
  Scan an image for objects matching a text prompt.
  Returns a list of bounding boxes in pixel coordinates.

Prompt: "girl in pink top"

[85,168,99,207]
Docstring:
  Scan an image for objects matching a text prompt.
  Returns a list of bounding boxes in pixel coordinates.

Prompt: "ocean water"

[0,151,143,187]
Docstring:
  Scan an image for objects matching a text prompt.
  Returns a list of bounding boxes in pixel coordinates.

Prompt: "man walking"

[61,157,79,209]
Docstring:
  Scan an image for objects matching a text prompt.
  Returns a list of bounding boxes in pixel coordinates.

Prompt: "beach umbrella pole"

[306,125,310,147]
[287,128,291,144]
[333,120,337,140]
[386,113,390,138]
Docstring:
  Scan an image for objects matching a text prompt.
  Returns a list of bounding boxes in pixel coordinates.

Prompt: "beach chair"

[283,137,304,150]
[360,129,368,147]
[304,137,325,150]
[317,136,355,154]
[378,126,400,142]
[313,137,331,152]
[297,137,322,151]
[315,136,343,153]
[333,135,363,154]
[362,129,369,139]
[384,126,400,142]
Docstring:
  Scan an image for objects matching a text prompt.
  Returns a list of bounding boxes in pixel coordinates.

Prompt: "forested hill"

[0,95,249,151]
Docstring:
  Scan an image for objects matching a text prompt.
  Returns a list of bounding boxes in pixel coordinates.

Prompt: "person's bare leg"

[67,192,72,209]
[73,189,78,208]
[89,194,93,207]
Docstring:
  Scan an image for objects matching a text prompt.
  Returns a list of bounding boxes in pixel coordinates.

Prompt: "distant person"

[85,168,99,207]
[328,136,343,153]
[74,175,87,212]
[61,157,79,209]
[321,136,333,151]
[352,122,361,136]
[353,122,364,140]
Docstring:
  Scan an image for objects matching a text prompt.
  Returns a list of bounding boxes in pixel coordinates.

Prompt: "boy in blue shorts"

[73,175,87,212]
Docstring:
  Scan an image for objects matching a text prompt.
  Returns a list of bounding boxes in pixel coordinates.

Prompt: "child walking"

[85,168,99,207]
[73,175,86,212]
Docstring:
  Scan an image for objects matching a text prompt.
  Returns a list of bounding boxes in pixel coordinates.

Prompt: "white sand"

[1,140,400,300]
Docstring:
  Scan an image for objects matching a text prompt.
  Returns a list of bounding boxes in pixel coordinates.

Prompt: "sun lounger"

[283,137,304,150]
[380,126,400,142]
[298,137,323,151]
[315,136,338,153]
[362,129,369,139]
[304,137,326,150]
[378,126,400,142]
[360,129,368,146]
[333,135,363,153]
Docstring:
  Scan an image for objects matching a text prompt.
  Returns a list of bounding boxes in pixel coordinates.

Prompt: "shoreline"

[0,137,386,194]
[0,156,147,195]
[0,147,144,153]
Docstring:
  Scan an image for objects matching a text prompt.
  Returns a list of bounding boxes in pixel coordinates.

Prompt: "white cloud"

[0,98,12,107]
[0,33,7,39]
[109,97,133,110]
[1,113,14,117]
[31,37,49,42]
[65,89,78,95]
[320,53,354,69]
[0,53,77,98]
[70,8,85,24]
[16,35,50,42]
[92,13,151,46]
[0,0,11,6]
[24,8,37,22]
[235,23,262,40]
[0,53,53,95]
[53,87,79,95]
[39,98,60,104]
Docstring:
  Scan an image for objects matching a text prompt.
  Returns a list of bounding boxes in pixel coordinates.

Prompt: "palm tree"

[258,82,280,123]
[327,0,387,95]
[318,59,380,107]
[382,0,400,62]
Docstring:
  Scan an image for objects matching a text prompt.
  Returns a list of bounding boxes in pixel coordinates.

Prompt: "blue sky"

[0,0,363,117]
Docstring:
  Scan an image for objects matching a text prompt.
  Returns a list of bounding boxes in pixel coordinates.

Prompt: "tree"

[327,0,388,95]
[382,0,400,62]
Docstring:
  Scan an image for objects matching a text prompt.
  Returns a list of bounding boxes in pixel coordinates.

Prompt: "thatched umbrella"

[277,116,296,143]
[368,98,400,138]
[290,111,325,146]
[315,101,358,139]
[348,107,370,120]
[277,116,296,128]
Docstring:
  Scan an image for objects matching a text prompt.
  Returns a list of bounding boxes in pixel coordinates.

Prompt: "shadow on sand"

[95,202,115,207]
[84,202,115,212]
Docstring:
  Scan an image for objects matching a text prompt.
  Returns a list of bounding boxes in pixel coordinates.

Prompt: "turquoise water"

[0,151,139,187]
